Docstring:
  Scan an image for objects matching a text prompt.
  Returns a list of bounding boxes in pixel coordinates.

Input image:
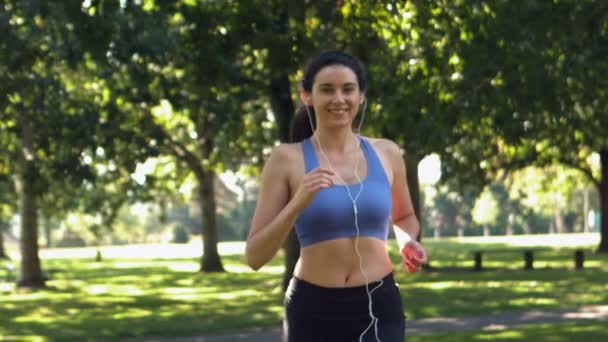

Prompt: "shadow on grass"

[1,240,606,340]
[409,321,608,342]
[2,258,284,340]
[397,266,608,319]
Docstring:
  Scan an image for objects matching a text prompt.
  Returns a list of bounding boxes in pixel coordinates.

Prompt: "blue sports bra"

[294,136,392,247]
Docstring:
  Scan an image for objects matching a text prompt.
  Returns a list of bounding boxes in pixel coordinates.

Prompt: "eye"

[320,87,333,94]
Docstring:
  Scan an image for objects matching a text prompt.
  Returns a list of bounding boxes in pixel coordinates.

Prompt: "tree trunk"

[17,113,45,288]
[269,75,295,144]
[483,224,490,236]
[43,217,52,248]
[199,169,224,272]
[523,221,531,235]
[554,200,564,234]
[583,187,590,233]
[404,154,422,240]
[597,149,608,253]
[268,56,297,292]
[434,226,440,239]
[0,221,8,259]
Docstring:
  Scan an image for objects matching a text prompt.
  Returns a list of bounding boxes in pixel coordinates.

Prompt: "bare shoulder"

[363,137,402,184]
[263,142,302,175]
[365,137,401,159]
[267,143,300,162]
[262,142,304,195]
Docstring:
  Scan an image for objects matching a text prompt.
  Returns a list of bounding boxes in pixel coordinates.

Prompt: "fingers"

[409,248,426,264]
[404,255,423,272]
[305,167,334,190]
[402,242,427,273]
[418,250,428,264]
[404,258,418,273]
[303,176,332,190]
[311,167,334,176]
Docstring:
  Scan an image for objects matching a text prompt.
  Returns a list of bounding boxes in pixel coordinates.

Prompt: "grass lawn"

[409,321,607,342]
[0,234,607,340]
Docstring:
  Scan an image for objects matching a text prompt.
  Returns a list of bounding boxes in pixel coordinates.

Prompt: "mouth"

[328,108,349,115]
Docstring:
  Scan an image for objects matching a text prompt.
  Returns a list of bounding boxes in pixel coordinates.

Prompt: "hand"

[401,240,427,273]
[292,167,334,210]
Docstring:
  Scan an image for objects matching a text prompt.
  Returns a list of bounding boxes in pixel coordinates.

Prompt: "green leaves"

[1,0,606,251]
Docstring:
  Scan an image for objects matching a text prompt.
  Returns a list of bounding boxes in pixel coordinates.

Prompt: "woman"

[245,51,427,342]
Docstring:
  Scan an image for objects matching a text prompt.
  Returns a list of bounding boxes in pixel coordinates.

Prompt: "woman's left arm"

[384,140,428,272]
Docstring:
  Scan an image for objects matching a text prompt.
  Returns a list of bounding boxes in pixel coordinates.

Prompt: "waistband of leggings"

[290,272,395,295]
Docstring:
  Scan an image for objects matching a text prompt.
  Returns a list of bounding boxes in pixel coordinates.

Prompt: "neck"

[312,127,358,154]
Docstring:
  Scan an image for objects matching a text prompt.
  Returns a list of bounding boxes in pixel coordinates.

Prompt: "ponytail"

[289,104,316,143]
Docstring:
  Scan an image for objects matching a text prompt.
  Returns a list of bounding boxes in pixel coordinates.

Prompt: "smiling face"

[302,64,364,129]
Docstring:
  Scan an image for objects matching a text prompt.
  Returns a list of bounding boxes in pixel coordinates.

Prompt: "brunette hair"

[289,51,368,142]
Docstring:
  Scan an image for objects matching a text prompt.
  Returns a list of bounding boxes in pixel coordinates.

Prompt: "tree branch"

[558,157,600,188]
[144,113,205,179]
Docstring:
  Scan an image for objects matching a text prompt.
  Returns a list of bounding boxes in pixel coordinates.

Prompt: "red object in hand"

[401,241,427,273]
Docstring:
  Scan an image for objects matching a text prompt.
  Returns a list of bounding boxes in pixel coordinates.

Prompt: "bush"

[56,232,86,247]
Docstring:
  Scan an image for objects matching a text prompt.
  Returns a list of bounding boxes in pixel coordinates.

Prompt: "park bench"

[470,248,585,271]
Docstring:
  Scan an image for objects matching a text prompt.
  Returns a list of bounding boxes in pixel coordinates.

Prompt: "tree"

[507,165,593,234]
[0,177,16,259]
[84,0,278,272]
[428,184,474,237]
[0,0,122,287]
[404,1,608,252]
[472,186,499,237]
[462,1,608,251]
[0,129,17,259]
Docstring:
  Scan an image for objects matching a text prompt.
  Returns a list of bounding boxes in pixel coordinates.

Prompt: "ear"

[359,93,366,104]
[300,89,312,106]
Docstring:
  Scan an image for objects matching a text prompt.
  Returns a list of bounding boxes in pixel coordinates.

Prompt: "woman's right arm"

[245,145,333,270]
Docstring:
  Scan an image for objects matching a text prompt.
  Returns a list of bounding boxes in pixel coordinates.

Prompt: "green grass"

[409,321,608,341]
[1,255,286,341]
[400,239,608,318]
[0,234,607,340]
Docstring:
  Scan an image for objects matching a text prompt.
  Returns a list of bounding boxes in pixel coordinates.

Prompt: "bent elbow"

[246,255,262,271]
[249,263,262,272]
[245,245,263,271]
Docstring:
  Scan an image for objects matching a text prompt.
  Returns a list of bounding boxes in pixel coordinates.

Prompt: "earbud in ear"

[360,97,366,104]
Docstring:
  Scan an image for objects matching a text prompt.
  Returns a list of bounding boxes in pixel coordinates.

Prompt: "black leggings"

[283,273,405,342]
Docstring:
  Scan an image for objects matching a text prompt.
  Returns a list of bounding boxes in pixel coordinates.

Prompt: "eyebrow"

[318,82,358,87]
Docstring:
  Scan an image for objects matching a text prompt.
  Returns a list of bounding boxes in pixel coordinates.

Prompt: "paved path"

[124,305,608,342]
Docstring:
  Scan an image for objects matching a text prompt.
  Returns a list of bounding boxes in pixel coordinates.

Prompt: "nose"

[332,90,347,103]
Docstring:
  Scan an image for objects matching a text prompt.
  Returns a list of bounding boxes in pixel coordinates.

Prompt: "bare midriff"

[293,236,393,287]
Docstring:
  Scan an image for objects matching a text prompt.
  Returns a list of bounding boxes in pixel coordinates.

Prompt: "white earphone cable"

[304,99,382,342]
